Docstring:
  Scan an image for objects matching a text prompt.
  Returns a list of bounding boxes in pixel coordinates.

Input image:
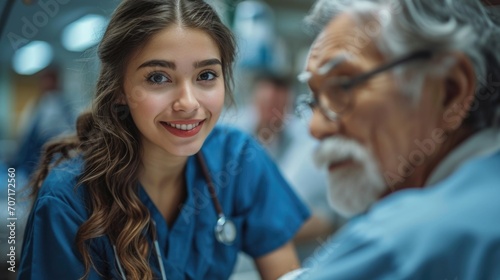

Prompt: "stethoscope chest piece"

[214,214,236,245]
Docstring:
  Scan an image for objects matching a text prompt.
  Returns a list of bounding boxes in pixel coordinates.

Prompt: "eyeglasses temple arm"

[342,50,434,89]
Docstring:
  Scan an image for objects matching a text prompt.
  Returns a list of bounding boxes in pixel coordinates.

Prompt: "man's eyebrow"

[137,60,176,70]
[297,55,348,83]
[194,58,222,68]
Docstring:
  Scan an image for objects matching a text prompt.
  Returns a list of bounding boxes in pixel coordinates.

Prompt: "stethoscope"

[196,152,237,246]
[113,152,236,280]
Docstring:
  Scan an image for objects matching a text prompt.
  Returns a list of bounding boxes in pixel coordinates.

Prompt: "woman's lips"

[160,120,205,138]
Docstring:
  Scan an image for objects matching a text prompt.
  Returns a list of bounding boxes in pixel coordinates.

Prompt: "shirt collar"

[426,128,500,186]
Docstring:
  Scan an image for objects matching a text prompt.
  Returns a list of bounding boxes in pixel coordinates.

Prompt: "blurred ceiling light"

[61,14,107,52]
[12,40,53,75]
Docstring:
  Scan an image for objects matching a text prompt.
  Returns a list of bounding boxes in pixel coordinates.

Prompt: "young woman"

[18,0,310,279]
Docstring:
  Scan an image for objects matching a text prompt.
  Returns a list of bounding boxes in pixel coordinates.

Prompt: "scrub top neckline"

[137,154,198,270]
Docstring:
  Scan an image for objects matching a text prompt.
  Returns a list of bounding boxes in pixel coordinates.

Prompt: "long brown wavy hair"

[28,0,236,279]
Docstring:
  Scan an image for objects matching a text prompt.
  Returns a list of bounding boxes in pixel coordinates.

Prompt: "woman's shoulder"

[36,155,86,204]
[203,125,271,167]
[205,125,261,154]
[207,124,252,142]
[200,125,275,180]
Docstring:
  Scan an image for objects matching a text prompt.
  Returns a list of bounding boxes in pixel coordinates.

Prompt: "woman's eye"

[147,73,169,84]
[198,71,217,81]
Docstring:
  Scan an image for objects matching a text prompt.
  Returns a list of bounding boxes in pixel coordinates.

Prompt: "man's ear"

[439,52,476,132]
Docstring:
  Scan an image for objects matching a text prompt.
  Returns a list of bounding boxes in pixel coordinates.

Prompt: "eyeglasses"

[296,50,434,122]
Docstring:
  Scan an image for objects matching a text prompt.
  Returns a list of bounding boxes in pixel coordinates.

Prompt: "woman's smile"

[160,119,205,137]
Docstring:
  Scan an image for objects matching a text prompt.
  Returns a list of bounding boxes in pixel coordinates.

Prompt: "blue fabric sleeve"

[238,139,311,258]
[18,196,102,279]
[301,229,397,279]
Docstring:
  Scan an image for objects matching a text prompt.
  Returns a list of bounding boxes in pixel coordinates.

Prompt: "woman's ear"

[113,93,130,120]
[439,52,476,132]
[116,92,127,105]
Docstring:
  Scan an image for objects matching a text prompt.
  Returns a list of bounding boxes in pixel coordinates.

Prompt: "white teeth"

[166,122,200,131]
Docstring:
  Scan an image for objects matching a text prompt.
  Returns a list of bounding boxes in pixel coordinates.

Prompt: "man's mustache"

[313,136,367,169]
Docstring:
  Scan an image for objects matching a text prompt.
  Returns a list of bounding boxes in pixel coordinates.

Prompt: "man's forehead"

[307,13,360,71]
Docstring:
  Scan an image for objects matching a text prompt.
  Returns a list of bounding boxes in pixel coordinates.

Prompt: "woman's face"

[123,25,225,157]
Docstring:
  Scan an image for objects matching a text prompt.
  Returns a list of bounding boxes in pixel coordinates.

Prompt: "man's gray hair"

[305,0,500,130]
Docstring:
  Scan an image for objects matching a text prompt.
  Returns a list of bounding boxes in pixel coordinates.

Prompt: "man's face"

[306,14,447,217]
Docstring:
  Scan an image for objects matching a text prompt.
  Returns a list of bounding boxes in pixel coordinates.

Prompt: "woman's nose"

[172,82,200,113]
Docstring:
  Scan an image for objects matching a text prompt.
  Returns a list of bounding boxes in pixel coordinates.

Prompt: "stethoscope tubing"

[197,152,225,216]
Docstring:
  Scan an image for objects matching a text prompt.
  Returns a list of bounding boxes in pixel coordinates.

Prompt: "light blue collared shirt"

[299,129,500,279]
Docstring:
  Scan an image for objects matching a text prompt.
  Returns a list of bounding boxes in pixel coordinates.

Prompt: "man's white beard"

[313,136,387,218]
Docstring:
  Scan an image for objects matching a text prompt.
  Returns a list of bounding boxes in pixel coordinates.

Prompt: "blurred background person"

[226,71,341,242]
[10,66,75,178]
[0,66,74,280]
[223,72,344,273]
[225,2,343,279]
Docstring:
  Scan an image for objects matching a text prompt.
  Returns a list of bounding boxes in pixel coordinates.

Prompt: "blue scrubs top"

[301,151,500,279]
[18,126,310,279]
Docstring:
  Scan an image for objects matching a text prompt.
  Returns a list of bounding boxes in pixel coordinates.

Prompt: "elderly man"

[285,0,500,279]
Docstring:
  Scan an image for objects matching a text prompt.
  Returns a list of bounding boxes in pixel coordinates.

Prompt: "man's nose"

[172,82,200,113]
[309,109,340,140]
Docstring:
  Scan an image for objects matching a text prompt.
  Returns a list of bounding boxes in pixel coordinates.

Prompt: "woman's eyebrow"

[194,58,222,68]
[136,58,221,71]
[137,59,176,70]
